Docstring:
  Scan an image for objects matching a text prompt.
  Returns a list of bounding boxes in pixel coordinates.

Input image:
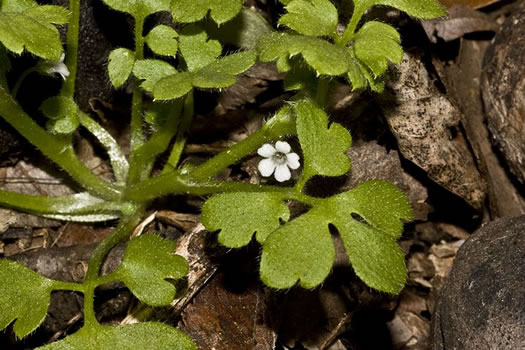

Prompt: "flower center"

[271,152,288,165]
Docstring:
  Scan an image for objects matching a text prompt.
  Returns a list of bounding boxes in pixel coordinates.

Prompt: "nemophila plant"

[0,0,445,348]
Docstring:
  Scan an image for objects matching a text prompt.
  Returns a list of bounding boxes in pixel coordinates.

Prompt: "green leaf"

[295,100,351,178]
[24,5,71,25]
[278,0,338,37]
[101,0,170,18]
[336,218,407,294]
[1,0,37,12]
[260,208,335,289]
[203,8,272,50]
[133,59,177,92]
[202,192,290,248]
[38,322,197,350]
[179,24,222,72]
[108,48,136,89]
[153,72,193,100]
[353,21,402,77]
[171,0,243,25]
[152,51,256,100]
[40,96,78,120]
[0,10,64,60]
[0,260,54,339]
[334,180,413,239]
[40,96,80,134]
[257,32,351,76]
[113,234,188,306]
[145,25,178,56]
[260,180,412,292]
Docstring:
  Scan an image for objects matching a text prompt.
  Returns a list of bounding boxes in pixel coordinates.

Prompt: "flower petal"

[274,164,291,182]
[258,158,277,177]
[257,144,276,158]
[286,152,300,169]
[275,141,291,154]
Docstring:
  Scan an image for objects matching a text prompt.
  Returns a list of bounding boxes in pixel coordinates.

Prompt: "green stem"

[125,174,320,206]
[11,67,37,98]
[52,280,85,293]
[60,0,80,98]
[83,285,99,327]
[79,112,129,184]
[0,190,122,217]
[127,100,183,185]
[130,15,145,151]
[160,90,194,174]
[315,77,330,109]
[0,87,120,200]
[85,207,145,283]
[191,107,297,180]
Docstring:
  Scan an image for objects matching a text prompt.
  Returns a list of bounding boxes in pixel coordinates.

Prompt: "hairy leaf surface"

[0,5,69,60]
[171,0,242,25]
[39,322,197,349]
[132,59,177,91]
[101,0,170,18]
[279,0,338,37]
[108,48,136,89]
[113,235,188,306]
[295,100,351,178]
[0,260,54,338]
[257,32,350,76]
[202,192,290,247]
[353,21,402,77]
[145,25,178,56]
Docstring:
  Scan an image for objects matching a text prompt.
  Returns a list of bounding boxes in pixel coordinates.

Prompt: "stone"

[431,215,525,349]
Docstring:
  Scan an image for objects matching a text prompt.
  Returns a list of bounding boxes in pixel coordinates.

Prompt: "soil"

[1,0,525,349]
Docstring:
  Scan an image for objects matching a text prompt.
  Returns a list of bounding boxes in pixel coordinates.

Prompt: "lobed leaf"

[353,21,403,77]
[153,72,193,100]
[38,322,197,350]
[260,180,412,293]
[202,192,290,248]
[145,25,178,56]
[171,0,243,25]
[132,59,177,92]
[0,260,54,339]
[353,0,446,24]
[260,208,335,289]
[108,48,136,89]
[295,100,352,178]
[0,8,65,60]
[113,234,188,306]
[24,5,70,25]
[101,0,170,18]
[257,32,351,76]
[40,96,80,134]
[278,0,338,37]
[179,24,222,72]
[1,0,38,12]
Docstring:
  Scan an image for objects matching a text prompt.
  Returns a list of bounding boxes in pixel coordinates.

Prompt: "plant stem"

[60,0,80,98]
[160,90,194,174]
[79,112,129,184]
[191,107,297,180]
[130,15,145,151]
[85,208,144,283]
[315,77,330,109]
[0,87,121,200]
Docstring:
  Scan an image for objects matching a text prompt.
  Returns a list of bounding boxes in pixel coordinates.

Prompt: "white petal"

[274,164,291,182]
[257,144,276,157]
[275,141,291,154]
[258,158,276,177]
[286,152,300,169]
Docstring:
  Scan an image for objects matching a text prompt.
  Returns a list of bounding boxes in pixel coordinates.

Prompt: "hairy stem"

[160,90,194,174]
[191,107,296,180]
[60,0,80,98]
[130,15,145,151]
[0,87,120,200]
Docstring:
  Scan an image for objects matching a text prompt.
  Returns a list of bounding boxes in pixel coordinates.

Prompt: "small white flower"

[41,53,70,80]
[257,141,300,182]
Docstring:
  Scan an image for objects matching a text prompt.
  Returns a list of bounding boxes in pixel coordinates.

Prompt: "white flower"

[257,141,300,182]
[41,53,70,80]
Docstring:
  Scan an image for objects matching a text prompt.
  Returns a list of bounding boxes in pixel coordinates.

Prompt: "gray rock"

[431,216,525,349]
